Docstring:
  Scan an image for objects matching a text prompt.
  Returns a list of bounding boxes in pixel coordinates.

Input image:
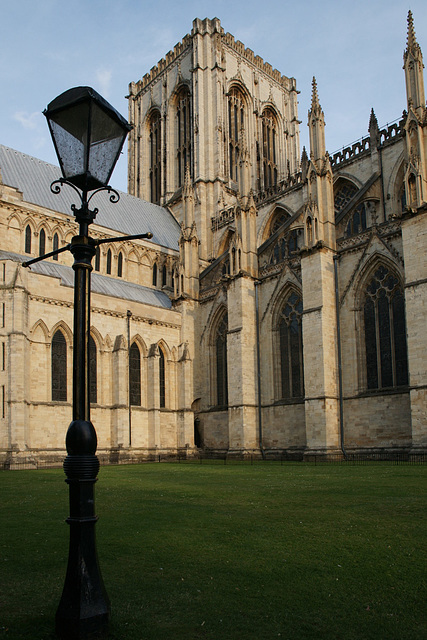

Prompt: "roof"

[0,144,180,251]
[0,250,173,310]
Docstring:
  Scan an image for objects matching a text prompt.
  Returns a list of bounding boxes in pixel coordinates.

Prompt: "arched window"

[25,225,31,254]
[51,330,67,402]
[345,202,368,237]
[89,335,97,404]
[176,87,192,188]
[228,87,245,184]
[53,233,59,261]
[106,249,112,275]
[262,108,278,189]
[215,313,228,406]
[334,181,358,217]
[149,110,162,204]
[278,291,304,399]
[162,265,167,287]
[39,228,46,256]
[117,252,123,278]
[159,347,165,408]
[152,263,157,287]
[363,265,408,389]
[94,245,100,271]
[129,342,141,406]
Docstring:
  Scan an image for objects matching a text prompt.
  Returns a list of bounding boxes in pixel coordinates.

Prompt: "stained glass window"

[51,330,67,402]
[216,313,228,406]
[364,265,408,389]
[159,347,165,408]
[278,292,304,398]
[129,343,141,406]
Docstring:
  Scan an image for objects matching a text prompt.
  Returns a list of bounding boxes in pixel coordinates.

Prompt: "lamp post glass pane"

[88,102,128,187]
[49,102,90,184]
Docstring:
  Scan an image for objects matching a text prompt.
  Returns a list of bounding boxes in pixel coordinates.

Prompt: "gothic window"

[89,335,97,404]
[363,265,408,390]
[270,210,290,236]
[162,265,167,287]
[53,233,59,261]
[228,87,245,184]
[51,330,67,402]
[215,313,228,406]
[106,249,112,275]
[270,229,301,264]
[94,245,100,271]
[39,228,46,256]
[278,291,304,399]
[117,252,123,278]
[176,88,192,188]
[149,110,162,204]
[159,347,165,408]
[129,342,141,406]
[25,225,31,254]
[345,202,368,237]
[152,263,157,286]
[262,108,278,189]
[334,181,358,217]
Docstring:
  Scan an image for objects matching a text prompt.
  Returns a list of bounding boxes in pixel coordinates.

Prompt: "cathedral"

[0,12,426,465]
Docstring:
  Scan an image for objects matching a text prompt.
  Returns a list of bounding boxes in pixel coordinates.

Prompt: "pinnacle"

[311,76,320,109]
[406,10,420,56]
[369,108,379,132]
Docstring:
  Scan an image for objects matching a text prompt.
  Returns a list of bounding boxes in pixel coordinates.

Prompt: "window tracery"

[149,110,162,204]
[228,87,245,184]
[363,265,408,390]
[262,108,278,189]
[215,313,228,406]
[176,88,192,188]
[278,292,304,399]
[334,181,358,217]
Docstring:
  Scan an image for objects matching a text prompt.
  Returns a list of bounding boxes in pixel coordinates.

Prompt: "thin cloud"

[13,111,41,130]
[96,68,112,98]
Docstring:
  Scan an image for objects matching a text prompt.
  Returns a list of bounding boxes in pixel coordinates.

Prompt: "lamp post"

[23,87,152,639]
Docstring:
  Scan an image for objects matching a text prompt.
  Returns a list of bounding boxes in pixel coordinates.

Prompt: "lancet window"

[129,343,141,406]
[228,88,245,184]
[270,229,302,264]
[176,88,192,188]
[51,330,67,402]
[25,225,31,254]
[345,202,368,237]
[106,249,112,275]
[159,347,165,408]
[278,291,304,399]
[53,233,59,261]
[39,228,46,256]
[89,335,97,404]
[149,110,162,204]
[262,108,278,189]
[215,313,228,406]
[117,252,123,278]
[363,265,408,390]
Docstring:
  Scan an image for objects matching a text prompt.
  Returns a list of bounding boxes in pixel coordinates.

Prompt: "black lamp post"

[23,87,152,639]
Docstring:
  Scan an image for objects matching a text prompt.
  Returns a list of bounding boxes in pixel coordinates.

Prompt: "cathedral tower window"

[278,291,304,399]
[39,228,46,256]
[129,342,141,406]
[53,233,59,260]
[228,87,245,185]
[176,88,192,188]
[261,108,278,189]
[89,335,97,404]
[51,330,67,402]
[25,225,31,254]
[215,313,228,406]
[149,110,162,204]
[159,347,165,408]
[363,265,408,390]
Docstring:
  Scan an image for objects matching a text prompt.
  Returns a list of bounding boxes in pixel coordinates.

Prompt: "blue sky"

[1,0,426,193]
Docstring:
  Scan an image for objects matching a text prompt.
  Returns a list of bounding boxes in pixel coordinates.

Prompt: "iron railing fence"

[2,451,427,471]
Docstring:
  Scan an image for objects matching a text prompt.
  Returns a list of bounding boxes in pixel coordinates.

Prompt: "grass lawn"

[1,462,426,639]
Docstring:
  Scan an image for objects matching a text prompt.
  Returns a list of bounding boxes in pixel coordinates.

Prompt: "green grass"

[1,463,426,639]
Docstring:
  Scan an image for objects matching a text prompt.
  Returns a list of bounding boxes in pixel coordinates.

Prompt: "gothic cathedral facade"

[0,12,426,464]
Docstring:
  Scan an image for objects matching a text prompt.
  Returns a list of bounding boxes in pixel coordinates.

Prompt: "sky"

[1,0,426,193]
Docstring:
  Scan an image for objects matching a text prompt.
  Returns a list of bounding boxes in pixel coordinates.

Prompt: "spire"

[308,76,326,162]
[406,10,419,55]
[403,10,425,116]
[369,108,379,146]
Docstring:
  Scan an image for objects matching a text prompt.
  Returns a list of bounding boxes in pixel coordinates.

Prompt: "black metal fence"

[2,451,427,471]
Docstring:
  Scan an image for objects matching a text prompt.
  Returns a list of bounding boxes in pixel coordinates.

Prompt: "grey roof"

[0,144,180,251]
[0,250,173,310]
